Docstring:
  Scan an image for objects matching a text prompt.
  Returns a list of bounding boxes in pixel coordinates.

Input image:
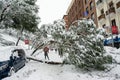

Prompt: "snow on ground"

[105,46,120,63]
[1,31,120,80]
[2,47,120,80]
[2,61,120,80]
[0,33,17,43]
[0,46,25,61]
[0,32,28,48]
[0,32,29,61]
[28,49,63,63]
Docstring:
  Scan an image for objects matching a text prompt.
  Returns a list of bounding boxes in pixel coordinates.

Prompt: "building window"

[99,0,102,3]
[100,9,104,14]
[109,1,114,8]
[111,19,116,26]
[102,24,106,28]
[91,13,95,21]
[90,1,94,10]
[85,0,88,4]
[86,7,89,14]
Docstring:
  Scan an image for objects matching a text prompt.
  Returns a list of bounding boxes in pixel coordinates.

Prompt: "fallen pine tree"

[27,56,63,65]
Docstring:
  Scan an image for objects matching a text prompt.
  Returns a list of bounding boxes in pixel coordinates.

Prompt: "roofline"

[66,0,75,14]
[62,15,68,19]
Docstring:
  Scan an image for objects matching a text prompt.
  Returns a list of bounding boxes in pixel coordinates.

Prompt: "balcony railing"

[106,7,116,15]
[116,1,120,9]
[96,0,103,5]
[98,14,105,20]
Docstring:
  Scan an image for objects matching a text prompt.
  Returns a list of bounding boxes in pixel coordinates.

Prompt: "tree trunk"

[27,56,62,65]
[16,26,24,46]
[31,39,37,49]
[0,4,10,23]
[31,43,44,56]
[16,37,21,46]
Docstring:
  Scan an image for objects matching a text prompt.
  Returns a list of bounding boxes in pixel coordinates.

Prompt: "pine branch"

[31,43,44,56]
[0,4,10,23]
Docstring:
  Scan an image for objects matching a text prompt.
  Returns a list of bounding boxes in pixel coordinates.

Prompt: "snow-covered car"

[0,48,26,78]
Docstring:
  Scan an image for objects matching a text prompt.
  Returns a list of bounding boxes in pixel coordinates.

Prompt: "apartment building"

[96,0,120,34]
[64,0,98,28]
[83,0,98,27]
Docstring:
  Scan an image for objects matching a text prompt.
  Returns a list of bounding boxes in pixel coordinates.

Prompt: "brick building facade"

[64,0,98,28]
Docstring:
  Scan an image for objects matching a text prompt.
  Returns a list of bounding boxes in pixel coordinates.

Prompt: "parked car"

[0,49,26,78]
[104,35,120,47]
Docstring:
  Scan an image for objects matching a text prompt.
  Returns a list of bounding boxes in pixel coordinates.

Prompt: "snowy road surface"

[3,61,120,80]
[3,61,81,80]
[1,47,120,80]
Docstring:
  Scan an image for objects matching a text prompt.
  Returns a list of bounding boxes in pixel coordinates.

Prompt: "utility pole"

[106,0,114,47]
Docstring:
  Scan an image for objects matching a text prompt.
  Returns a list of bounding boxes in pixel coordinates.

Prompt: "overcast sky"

[36,0,72,27]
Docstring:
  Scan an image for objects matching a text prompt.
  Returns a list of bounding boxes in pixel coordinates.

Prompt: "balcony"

[96,0,104,9]
[98,14,105,20]
[116,1,120,13]
[98,14,106,23]
[106,7,116,19]
[106,7,116,15]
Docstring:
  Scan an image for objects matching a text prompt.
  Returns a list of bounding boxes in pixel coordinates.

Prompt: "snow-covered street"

[2,60,120,80]
[0,31,120,80]
[3,61,81,80]
[1,47,120,80]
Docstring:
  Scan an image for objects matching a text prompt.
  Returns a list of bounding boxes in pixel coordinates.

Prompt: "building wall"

[83,0,98,27]
[96,0,120,34]
[63,15,69,30]
[67,0,84,27]
[66,0,98,27]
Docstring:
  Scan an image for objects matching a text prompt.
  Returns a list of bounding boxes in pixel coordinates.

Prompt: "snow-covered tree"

[45,19,112,70]
[0,0,40,45]
[32,19,112,70]
[66,19,113,70]
[0,0,39,31]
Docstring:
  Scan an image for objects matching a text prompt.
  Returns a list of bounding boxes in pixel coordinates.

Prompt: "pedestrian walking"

[43,46,49,60]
